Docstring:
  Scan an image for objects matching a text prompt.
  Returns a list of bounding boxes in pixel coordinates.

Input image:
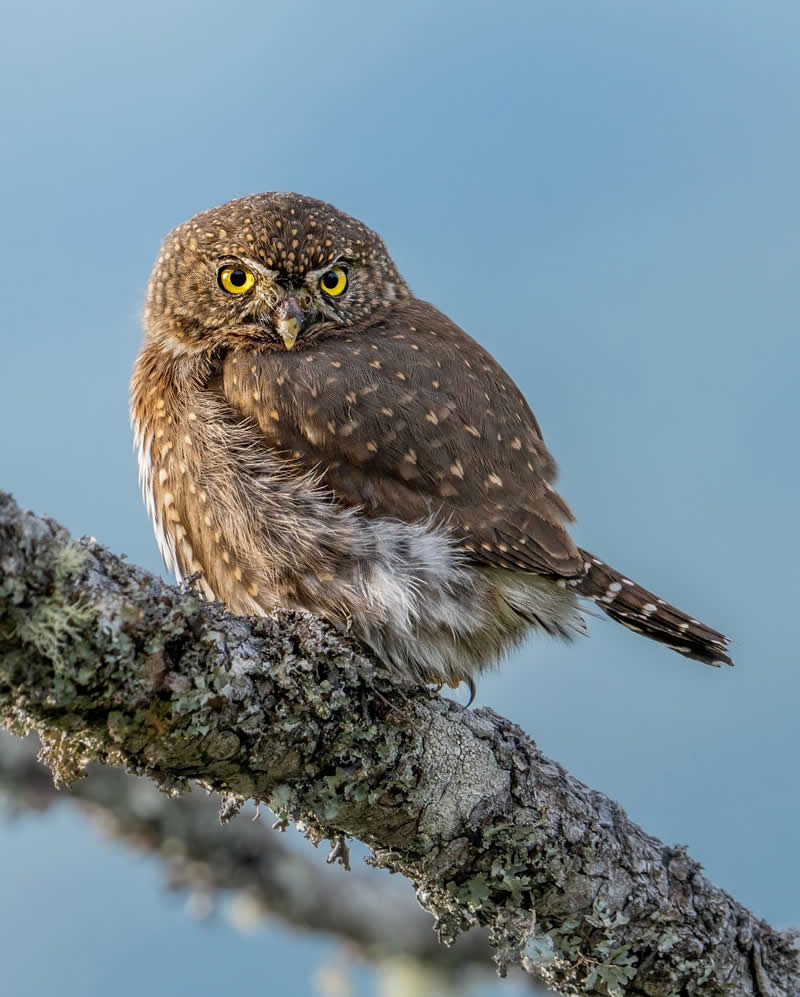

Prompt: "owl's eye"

[320,267,348,297]
[218,266,255,295]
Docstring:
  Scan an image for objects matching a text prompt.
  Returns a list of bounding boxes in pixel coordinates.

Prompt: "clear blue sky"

[1,2,798,994]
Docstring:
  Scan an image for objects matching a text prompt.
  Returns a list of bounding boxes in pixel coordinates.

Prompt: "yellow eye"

[320,266,348,297]
[218,266,255,295]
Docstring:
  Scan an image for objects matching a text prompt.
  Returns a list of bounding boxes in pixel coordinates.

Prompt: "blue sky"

[1,2,798,994]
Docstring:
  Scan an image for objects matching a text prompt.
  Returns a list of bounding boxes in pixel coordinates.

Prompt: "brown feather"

[574,551,733,666]
[221,299,584,579]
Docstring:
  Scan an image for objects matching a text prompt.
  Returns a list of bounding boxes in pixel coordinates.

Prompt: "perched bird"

[131,192,732,694]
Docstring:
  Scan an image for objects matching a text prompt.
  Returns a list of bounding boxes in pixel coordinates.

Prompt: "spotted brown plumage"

[131,192,733,692]
[222,302,582,579]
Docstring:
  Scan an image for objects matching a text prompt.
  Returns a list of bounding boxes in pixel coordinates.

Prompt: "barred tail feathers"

[574,549,733,667]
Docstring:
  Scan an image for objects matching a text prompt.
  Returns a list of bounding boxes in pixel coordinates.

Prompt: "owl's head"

[144,193,409,354]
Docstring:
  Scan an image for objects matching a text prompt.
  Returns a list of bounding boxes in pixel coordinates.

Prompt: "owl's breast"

[131,348,290,613]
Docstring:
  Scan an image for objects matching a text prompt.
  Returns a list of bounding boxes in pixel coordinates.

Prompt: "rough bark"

[0,491,796,996]
[0,732,495,974]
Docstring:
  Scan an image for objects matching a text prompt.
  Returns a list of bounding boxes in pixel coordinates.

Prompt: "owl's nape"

[131,191,732,692]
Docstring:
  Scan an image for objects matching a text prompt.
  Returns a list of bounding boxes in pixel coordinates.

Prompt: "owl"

[131,192,732,696]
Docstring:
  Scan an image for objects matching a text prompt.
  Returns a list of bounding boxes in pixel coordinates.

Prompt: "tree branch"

[0,491,796,995]
[0,732,495,975]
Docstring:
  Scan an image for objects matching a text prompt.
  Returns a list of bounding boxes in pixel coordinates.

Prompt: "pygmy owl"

[131,193,732,695]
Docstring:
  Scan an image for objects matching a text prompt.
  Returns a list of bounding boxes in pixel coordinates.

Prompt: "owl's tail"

[573,549,733,666]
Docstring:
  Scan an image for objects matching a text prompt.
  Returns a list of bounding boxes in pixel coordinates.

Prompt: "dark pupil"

[323,270,340,289]
[229,269,247,287]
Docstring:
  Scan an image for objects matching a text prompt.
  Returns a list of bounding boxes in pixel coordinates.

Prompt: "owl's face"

[144,192,409,354]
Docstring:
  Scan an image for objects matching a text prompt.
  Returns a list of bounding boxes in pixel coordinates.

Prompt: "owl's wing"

[221,299,584,577]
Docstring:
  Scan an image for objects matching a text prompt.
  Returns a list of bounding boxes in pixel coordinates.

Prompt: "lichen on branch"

[0,491,796,996]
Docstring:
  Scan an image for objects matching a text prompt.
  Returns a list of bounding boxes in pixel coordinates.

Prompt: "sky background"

[1,1,798,994]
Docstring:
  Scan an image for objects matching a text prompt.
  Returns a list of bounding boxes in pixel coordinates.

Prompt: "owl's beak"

[273,296,305,350]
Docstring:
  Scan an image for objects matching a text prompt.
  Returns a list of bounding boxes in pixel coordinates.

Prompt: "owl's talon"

[464,677,477,708]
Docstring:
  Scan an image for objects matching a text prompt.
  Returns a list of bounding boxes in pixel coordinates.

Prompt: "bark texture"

[0,732,495,974]
[0,491,796,996]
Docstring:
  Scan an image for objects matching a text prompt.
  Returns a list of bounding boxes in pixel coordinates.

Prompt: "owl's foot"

[427,676,477,707]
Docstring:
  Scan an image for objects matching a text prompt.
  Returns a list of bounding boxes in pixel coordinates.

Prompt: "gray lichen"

[0,491,797,997]
[0,732,494,973]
